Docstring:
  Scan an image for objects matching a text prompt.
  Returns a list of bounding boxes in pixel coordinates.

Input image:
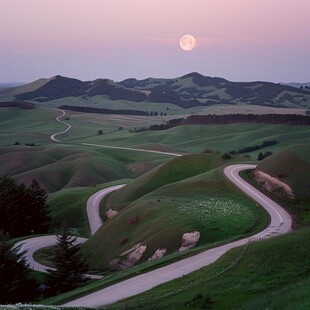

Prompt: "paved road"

[15,235,87,272]
[15,186,124,279]
[82,143,182,157]
[63,164,292,307]
[18,109,291,306]
[87,184,126,235]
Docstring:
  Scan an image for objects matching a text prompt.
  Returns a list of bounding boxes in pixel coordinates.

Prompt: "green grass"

[83,154,268,271]
[109,228,310,310]
[0,143,172,193]
[60,121,310,157]
[47,181,129,237]
[257,144,310,199]
[0,108,62,147]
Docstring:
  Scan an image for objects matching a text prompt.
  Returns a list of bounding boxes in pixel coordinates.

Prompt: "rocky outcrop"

[147,248,167,261]
[253,168,294,198]
[178,231,200,252]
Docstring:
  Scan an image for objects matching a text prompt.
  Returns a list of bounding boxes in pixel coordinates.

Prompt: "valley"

[1,102,309,309]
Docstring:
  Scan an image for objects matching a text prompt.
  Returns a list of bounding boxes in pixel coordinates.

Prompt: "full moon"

[179,35,196,51]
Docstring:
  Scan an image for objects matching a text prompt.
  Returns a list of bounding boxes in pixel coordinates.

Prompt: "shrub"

[120,238,128,246]
[221,153,231,159]
[202,148,213,153]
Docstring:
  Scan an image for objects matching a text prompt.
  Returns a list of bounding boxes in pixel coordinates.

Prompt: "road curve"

[63,164,292,307]
[87,184,126,235]
[50,109,71,142]
[15,186,124,279]
[50,108,181,157]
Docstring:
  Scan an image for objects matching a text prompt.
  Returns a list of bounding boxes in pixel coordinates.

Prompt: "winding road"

[50,109,72,142]
[16,109,292,307]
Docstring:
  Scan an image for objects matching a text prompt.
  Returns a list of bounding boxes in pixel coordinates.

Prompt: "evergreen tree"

[46,223,89,295]
[257,152,264,161]
[0,230,36,303]
[0,176,51,237]
[27,179,51,234]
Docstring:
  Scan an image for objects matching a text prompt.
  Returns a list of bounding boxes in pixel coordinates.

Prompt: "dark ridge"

[15,76,87,101]
[87,79,147,102]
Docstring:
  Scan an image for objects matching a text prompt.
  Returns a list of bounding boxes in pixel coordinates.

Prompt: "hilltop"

[1,72,310,109]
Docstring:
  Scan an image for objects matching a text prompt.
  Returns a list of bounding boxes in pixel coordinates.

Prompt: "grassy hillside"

[47,181,131,237]
[257,144,310,199]
[107,154,235,209]
[83,154,267,271]
[0,107,62,147]
[0,145,172,193]
[111,228,310,310]
[66,121,310,157]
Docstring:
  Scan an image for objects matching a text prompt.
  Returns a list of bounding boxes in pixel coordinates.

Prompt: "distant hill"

[280,82,310,89]
[1,72,310,108]
[0,82,25,89]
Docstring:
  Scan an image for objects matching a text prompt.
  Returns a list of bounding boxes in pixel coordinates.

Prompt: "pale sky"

[1,0,310,83]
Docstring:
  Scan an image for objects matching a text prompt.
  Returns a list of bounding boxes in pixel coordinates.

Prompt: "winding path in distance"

[17,109,292,307]
[50,109,72,142]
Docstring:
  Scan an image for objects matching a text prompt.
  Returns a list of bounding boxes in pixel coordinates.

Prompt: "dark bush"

[221,153,231,159]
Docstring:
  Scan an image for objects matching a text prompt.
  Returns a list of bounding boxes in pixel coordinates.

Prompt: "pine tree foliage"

[0,175,51,237]
[0,230,36,303]
[46,223,89,294]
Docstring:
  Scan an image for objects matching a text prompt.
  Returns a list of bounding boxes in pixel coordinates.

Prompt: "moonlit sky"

[1,0,310,83]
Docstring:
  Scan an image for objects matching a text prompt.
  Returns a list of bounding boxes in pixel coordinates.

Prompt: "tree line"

[229,140,278,155]
[0,101,36,109]
[134,113,310,132]
[58,105,149,116]
[0,175,89,302]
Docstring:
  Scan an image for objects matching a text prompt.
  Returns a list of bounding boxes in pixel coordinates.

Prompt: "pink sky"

[1,0,309,82]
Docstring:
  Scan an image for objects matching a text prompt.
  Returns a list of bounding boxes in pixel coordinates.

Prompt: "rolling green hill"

[0,145,172,193]
[257,144,310,199]
[83,154,267,271]
[111,228,310,310]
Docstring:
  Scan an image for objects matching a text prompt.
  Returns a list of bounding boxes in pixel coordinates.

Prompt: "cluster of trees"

[257,151,273,160]
[0,101,35,109]
[0,223,89,303]
[133,113,310,133]
[183,113,310,126]
[0,175,51,238]
[0,175,90,302]
[229,140,278,155]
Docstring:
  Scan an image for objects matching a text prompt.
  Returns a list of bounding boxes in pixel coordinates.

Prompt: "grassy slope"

[47,182,128,237]
[83,154,268,271]
[0,107,62,147]
[257,144,310,199]
[111,228,310,310]
[60,120,310,157]
[0,144,173,193]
